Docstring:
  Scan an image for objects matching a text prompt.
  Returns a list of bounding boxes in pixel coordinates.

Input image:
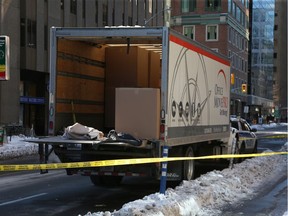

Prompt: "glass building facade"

[249,0,275,120]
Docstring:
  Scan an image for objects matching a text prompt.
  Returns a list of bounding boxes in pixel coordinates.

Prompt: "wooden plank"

[58,39,106,62]
[57,58,105,78]
[56,103,104,114]
[56,76,104,102]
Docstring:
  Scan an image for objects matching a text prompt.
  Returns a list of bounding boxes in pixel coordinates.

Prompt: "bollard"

[160,145,169,194]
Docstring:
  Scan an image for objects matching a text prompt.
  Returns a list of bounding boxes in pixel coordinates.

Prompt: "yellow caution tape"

[261,134,287,139]
[239,133,287,141]
[0,152,287,172]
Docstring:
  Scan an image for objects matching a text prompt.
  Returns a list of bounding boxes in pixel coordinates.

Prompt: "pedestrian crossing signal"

[241,84,247,93]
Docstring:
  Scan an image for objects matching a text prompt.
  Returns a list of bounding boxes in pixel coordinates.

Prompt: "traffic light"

[231,73,235,85]
[241,84,247,93]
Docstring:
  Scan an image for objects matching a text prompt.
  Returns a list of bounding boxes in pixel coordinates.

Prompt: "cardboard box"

[148,51,161,88]
[105,46,149,87]
[115,88,160,139]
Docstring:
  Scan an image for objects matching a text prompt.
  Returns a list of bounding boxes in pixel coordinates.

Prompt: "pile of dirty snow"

[0,136,38,160]
[85,144,287,216]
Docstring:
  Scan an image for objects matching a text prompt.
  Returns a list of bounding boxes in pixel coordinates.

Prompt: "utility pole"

[144,1,171,27]
[164,0,171,27]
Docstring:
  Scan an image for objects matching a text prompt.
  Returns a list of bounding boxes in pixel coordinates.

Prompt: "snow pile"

[0,135,38,160]
[86,145,287,216]
[251,122,287,131]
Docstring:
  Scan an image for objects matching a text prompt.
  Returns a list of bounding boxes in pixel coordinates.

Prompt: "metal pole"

[160,145,169,194]
[164,0,171,27]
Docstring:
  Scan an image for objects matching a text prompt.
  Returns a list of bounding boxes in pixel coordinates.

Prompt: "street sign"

[244,106,249,113]
[0,36,10,80]
[274,106,280,118]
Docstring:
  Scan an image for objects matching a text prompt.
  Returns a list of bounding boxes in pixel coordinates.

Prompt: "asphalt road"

[221,126,288,216]
[0,125,286,216]
[256,126,287,152]
[0,170,161,216]
[221,162,287,216]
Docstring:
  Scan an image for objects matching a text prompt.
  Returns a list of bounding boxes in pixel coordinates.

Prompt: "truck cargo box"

[49,27,230,146]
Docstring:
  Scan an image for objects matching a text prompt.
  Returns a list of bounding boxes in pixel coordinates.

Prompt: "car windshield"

[231,121,239,130]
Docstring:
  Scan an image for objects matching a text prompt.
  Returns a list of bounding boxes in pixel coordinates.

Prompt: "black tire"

[90,175,123,187]
[234,141,245,163]
[252,141,258,153]
[229,135,239,167]
[90,175,102,185]
[183,147,195,181]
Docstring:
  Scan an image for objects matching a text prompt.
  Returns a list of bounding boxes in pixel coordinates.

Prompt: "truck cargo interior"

[56,37,162,139]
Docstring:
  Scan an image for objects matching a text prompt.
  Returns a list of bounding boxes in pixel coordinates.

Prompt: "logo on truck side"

[214,69,228,116]
[168,40,230,127]
[168,46,211,126]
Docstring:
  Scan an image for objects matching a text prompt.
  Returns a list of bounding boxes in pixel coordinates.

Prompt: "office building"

[273,0,287,122]
[249,0,275,122]
[0,0,163,135]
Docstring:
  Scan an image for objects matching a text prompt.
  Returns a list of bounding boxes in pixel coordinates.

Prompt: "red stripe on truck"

[169,34,230,66]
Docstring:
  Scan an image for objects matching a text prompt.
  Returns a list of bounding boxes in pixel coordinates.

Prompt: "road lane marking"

[0,193,47,206]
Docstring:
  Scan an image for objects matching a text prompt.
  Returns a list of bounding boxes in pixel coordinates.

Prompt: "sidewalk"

[0,135,38,160]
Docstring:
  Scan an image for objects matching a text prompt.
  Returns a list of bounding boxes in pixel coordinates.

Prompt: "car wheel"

[234,142,245,163]
[183,146,195,181]
[252,141,258,153]
[229,135,239,167]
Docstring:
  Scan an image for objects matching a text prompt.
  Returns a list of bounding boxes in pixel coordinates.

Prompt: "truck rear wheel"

[90,175,123,187]
[183,147,195,181]
[252,141,258,153]
[234,142,246,163]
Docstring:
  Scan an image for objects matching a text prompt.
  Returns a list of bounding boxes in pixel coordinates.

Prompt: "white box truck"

[35,27,232,185]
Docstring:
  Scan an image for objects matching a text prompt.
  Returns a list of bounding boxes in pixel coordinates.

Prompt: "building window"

[245,0,249,8]
[182,0,197,12]
[236,6,241,22]
[232,2,235,16]
[20,18,26,47]
[103,2,108,26]
[27,19,36,48]
[206,25,218,41]
[228,0,232,13]
[205,0,221,11]
[44,25,48,51]
[183,25,195,40]
[252,53,258,64]
[70,0,77,14]
[61,0,64,10]
[252,39,259,49]
[95,1,98,25]
[83,0,86,18]
[211,48,219,52]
